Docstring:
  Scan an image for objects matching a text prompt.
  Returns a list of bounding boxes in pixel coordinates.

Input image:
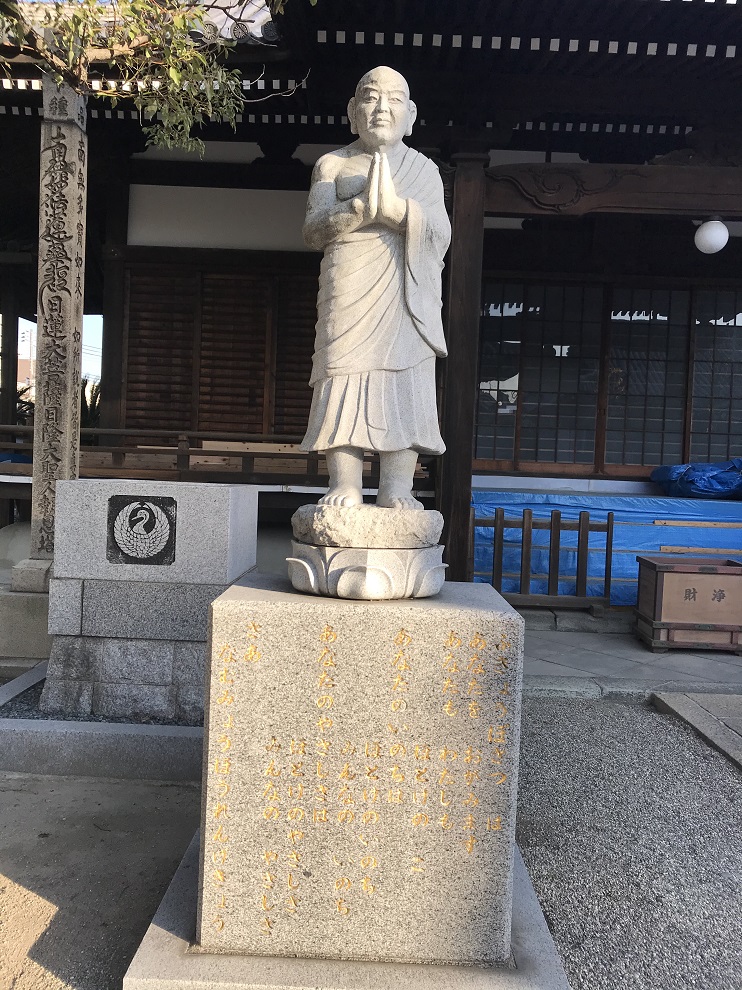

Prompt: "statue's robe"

[300,145,451,455]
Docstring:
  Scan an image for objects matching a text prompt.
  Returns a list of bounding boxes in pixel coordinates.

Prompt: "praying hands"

[351,152,407,230]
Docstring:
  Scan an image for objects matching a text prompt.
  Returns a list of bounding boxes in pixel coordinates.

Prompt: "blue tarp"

[651,460,742,499]
[472,490,742,605]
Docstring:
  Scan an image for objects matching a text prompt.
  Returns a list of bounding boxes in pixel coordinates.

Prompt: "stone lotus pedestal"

[287,504,446,600]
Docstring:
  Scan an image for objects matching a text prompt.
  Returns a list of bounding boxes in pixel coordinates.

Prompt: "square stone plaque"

[106,495,177,565]
[197,575,524,966]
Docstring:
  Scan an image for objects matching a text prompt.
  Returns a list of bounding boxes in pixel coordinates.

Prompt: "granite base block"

[173,642,207,686]
[40,677,94,716]
[123,834,571,990]
[99,639,174,685]
[42,636,206,724]
[93,682,176,721]
[175,684,205,724]
[10,557,51,593]
[48,578,83,636]
[81,580,229,640]
[54,480,259,584]
[198,576,523,964]
[45,635,103,680]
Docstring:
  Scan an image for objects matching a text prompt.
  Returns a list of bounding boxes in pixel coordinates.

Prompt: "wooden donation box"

[635,555,742,654]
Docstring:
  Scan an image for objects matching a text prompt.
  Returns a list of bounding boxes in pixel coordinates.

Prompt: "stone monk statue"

[300,66,451,511]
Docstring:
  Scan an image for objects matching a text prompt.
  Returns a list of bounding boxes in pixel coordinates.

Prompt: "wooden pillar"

[438,152,488,582]
[0,273,19,426]
[99,157,130,433]
[0,275,19,527]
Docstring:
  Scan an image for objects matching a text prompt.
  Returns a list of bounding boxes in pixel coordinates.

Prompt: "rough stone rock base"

[40,635,206,723]
[123,834,571,990]
[291,504,444,549]
[287,541,446,599]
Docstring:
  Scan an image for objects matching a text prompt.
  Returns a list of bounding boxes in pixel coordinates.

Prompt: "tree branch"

[14,29,73,81]
[86,33,151,63]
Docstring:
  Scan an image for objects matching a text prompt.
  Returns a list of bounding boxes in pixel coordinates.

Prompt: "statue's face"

[351,68,414,149]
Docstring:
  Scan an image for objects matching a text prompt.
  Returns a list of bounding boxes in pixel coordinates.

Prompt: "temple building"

[2,0,742,583]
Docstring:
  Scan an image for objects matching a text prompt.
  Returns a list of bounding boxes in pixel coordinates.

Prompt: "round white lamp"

[694,219,729,255]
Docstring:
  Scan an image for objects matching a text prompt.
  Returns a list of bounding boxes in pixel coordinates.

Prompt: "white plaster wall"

[127,185,311,251]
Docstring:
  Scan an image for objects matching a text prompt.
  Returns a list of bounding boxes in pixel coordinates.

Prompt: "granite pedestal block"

[80,580,229,640]
[41,636,207,722]
[198,574,524,965]
[54,480,258,583]
[48,578,83,636]
[41,482,259,724]
[124,834,572,990]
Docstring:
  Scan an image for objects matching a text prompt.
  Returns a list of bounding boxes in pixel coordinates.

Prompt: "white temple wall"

[127,186,311,251]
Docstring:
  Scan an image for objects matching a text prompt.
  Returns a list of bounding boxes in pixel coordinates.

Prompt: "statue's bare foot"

[319,486,364,508]
[376,490,424,511]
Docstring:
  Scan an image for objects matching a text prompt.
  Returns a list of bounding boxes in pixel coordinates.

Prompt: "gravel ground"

[518,698,742,990]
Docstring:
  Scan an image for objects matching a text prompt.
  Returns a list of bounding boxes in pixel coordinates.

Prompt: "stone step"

[519,607,635,634]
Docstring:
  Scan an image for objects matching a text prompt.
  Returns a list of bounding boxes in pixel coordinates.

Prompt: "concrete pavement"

[522,625,742,771]
[524,627,742,695]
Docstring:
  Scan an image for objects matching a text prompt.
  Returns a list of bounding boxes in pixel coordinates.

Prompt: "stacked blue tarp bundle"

[651,459,742,499]
[472,490,742,605]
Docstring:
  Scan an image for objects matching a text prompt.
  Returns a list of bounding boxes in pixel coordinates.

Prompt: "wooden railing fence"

[0,425,435,490]
[473,508,615,611]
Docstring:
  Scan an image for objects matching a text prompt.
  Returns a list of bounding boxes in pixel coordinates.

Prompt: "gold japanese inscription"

[234,618,513,937]
[244,644,261,664]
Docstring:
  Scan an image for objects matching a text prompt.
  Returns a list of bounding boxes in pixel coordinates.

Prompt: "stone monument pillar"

[41,480,258,723]
[12,77,88,593]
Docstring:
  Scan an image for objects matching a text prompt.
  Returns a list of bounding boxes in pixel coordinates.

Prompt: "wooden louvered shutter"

[198,274,272,434]
[124,267,197,432]
[273,274,316,436]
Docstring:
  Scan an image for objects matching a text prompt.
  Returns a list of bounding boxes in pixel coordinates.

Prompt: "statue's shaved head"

[355,66,410,100]
[348,66,416,143]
